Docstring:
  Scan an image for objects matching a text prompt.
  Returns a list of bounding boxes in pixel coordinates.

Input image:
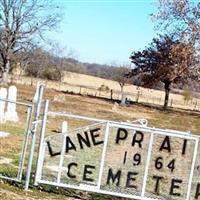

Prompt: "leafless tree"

[152,0,200,46]
[112,66,131,104]
[24,47,62,81]
[0,0,62,83]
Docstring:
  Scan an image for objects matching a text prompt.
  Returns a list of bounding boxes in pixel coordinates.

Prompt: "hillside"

[15,48,199,93]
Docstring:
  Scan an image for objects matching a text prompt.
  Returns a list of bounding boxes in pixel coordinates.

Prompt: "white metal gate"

[34,100,200,200]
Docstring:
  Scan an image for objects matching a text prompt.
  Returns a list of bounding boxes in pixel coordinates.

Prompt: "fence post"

[110,89,113,100]
[79,86,82,94]
[194,99,198,110]
[17,106,33,181]
[25,85,44,190]
[136,91,140,103]
[34,100,49,185]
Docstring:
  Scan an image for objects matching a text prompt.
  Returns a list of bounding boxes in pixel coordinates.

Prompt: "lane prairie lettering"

[159,136,188,155]
[47,127,103,157]
[116,129,144,148]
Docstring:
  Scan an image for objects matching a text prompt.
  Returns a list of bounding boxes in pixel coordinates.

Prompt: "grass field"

[0,84,200,200]
[11,74,200,111]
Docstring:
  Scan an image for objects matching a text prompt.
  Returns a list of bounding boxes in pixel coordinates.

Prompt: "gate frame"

[0,98,33,183]
[25,85,44,190]
[34,107,199,200]
[0,85,45,189]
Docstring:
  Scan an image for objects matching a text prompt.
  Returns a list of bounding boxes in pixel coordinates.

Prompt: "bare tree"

[0,0,62,83]
[24,47,62,81]
[152,0,200,45]
[112,66,131,104]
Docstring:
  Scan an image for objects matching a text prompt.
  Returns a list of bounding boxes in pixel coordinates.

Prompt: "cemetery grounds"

[0,84,200,200]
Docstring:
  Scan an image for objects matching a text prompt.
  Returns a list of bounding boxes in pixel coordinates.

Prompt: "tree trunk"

[164,82,171,110]
[120,85,125,105]
[110,89,113,100]
[1,59,10,84]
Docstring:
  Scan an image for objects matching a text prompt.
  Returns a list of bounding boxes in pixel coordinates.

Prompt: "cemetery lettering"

[45,125,200,198]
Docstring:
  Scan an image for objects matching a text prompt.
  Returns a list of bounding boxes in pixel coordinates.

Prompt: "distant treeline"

[12,48,200,93]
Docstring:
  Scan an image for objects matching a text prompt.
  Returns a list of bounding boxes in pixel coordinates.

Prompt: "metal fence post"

[34,100,49,185]
[17,106,33,181]
[141,132,154,197]
[186,138,199,200]
[25,85,44,190]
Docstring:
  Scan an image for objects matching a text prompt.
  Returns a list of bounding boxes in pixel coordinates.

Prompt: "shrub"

[40,68,61,81]
[182,89,193,102]
[98,84,110,92]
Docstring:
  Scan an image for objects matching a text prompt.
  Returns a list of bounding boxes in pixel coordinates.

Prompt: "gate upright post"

[25,85,44,190]
[34,99,49,185]
[17,106,33,181]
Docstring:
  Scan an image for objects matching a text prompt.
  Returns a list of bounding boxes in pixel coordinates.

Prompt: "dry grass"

[10,73,200,111]
[39,87,199,135]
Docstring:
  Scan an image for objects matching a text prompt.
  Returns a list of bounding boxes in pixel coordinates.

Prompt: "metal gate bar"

[0,99,33,182]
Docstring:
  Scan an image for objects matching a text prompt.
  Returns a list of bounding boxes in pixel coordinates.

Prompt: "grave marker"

[5,85,19,122]
[62,121,68,134]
